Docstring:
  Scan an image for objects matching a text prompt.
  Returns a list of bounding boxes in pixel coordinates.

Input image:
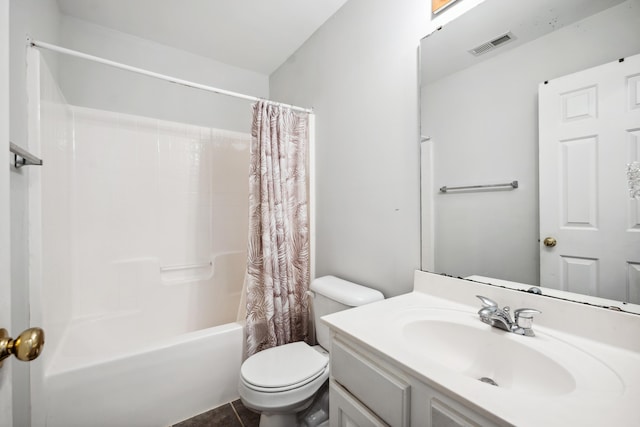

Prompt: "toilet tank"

[310,276,384,349]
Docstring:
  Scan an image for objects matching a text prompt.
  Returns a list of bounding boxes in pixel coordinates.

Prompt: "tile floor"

[173,399,260,427]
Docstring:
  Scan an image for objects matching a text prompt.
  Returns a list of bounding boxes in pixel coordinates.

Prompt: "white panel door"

[539,53,640,302]
[0,0,13,425]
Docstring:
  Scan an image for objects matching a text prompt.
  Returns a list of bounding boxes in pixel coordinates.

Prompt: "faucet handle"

[514,308,541,318]
[476,296,499,322]
[476,295,498,310]
[514,308,541,335]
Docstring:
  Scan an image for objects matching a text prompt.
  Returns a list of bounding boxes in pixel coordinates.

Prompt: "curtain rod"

[29,38,313,114]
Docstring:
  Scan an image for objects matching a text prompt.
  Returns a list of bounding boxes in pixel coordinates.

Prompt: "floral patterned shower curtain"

[245,101,310,356]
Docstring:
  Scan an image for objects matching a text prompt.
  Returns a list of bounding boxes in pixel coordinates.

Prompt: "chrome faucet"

[476,295,541,337]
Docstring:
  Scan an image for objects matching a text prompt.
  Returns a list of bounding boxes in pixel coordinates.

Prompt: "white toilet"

[238,275,384,427]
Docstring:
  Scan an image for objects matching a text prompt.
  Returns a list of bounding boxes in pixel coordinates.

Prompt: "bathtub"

[43,321,244,427]
[36,251,247,426]
[37,252,248,426]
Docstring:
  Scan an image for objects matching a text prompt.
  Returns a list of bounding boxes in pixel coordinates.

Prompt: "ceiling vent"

[469,32,515,56]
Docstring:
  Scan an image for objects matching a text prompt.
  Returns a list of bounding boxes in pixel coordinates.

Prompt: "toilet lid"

[241,342,328,390]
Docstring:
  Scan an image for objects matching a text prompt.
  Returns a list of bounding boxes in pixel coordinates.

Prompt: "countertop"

[321,271,640,427]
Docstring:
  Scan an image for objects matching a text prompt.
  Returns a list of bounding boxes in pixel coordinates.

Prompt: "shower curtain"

[245,101,310,356]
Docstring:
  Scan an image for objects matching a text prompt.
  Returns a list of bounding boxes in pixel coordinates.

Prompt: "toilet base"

[259,413,298,427]
[252,382,330,427]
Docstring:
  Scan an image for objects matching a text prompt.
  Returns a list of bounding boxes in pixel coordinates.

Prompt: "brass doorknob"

[0,327,45,367]
[543,237,557,247]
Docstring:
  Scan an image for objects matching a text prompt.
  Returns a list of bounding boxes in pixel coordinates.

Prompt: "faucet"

[476,295,541,337]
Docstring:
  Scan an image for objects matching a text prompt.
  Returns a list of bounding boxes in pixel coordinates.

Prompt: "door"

[0,0,13,425]
[539,53,640,302]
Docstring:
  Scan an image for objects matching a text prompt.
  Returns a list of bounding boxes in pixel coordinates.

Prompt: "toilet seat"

[241,342,329,393]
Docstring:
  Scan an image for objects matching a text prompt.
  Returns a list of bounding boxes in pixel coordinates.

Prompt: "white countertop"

[322,271,640,427]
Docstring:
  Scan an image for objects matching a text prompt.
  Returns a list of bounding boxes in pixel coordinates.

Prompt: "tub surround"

[322,270,640,426]
[30,53,250,427]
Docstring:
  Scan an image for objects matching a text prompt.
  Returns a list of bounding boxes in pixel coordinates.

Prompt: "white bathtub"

[37,252,248,426]
[43,321,244,427]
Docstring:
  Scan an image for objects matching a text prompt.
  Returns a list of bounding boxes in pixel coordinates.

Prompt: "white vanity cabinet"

[329,334,504,427]
[323,272,640,426]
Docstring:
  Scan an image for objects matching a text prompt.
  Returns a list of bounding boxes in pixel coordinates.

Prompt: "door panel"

[561,136,598,228]
[539,53,640,302]
[561,256,598,296]
[629,129,640,230]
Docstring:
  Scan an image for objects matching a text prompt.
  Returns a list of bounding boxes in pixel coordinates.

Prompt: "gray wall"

[9,0,61,425]
[270,0,428,297]
[58,16,269,133]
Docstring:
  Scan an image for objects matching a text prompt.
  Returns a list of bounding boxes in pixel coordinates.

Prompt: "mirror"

[420,0,640,313]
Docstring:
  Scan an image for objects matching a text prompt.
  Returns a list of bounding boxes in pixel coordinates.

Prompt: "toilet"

[238,275,384,427]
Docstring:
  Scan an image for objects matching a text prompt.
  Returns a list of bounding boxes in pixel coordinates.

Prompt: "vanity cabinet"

[329,334,503,427]
[330,337,410,426]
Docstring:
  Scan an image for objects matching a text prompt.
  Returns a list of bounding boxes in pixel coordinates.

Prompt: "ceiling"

[420,0,625,84]
[57,0,350,75]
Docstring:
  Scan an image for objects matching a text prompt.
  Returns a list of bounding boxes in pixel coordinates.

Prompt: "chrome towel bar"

[440,180,518,193]
[10,142,43,168]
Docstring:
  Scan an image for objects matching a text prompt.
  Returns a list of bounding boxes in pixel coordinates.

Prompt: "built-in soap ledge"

[160,260,213,283]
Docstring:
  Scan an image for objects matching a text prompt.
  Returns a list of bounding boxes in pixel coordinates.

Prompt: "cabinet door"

[331,338,410,426]
[431,399,481,427]
[330,380,389,427]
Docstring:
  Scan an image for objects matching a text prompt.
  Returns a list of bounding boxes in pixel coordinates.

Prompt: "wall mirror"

[420,0,640,313]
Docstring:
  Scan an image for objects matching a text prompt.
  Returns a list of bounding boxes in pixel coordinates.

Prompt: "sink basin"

[390,308,623,397]
[403,318,575,395]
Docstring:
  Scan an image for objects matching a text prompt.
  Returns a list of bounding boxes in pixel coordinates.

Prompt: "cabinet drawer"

[331,338,410,427]
[330,380,388,427]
